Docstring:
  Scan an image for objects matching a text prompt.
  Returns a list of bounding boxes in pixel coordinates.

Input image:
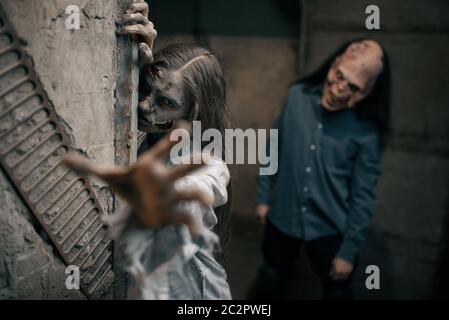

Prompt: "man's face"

[321,40,383,111]
[138,67,193,133]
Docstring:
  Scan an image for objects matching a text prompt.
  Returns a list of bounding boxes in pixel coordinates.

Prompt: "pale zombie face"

[321,40,384,111]
[138,67,194,133]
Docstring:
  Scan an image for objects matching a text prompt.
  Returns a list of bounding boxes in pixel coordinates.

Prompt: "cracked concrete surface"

[0,0,118,299]
[2,0,117,164]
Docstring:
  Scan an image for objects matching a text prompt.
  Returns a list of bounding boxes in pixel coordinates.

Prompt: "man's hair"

[297,38,391,149]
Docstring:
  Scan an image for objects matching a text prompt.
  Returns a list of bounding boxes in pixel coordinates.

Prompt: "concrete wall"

[211,36,298,219]
[0,0,118,299]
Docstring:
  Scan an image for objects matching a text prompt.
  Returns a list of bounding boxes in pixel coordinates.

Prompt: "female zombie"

[65,0,232,299]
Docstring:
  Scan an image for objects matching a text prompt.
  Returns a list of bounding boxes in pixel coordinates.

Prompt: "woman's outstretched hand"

[63,124,212,236]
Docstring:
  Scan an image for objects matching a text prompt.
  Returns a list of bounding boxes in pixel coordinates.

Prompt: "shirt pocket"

[320,134,358,169]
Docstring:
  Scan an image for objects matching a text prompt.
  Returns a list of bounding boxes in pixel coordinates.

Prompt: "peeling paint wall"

[0,0,118,299]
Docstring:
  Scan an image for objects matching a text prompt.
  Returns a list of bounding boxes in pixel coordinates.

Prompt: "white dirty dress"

[103,152,232,300]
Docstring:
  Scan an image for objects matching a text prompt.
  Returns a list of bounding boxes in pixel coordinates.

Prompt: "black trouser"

[256,220,355,300]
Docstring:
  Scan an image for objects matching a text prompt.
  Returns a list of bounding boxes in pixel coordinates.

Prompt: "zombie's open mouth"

[155,120,174,130]
[138,116,174,131]
[329,92,339,105]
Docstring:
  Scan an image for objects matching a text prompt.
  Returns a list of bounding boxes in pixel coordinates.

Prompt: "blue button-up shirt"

[257,83,382,262]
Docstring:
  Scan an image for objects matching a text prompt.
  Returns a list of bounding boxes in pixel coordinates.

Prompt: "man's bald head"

[321,39,384,111]
[340,40,383,92]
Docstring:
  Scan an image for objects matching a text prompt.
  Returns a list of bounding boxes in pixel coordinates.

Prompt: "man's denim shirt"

[257,83,382,262]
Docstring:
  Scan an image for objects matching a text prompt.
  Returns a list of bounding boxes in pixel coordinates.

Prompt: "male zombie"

[256,39,391,299]
[65,0,232,299]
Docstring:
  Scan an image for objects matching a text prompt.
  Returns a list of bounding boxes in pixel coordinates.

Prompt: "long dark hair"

[150,44,232,257]
[298,38,391,149]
